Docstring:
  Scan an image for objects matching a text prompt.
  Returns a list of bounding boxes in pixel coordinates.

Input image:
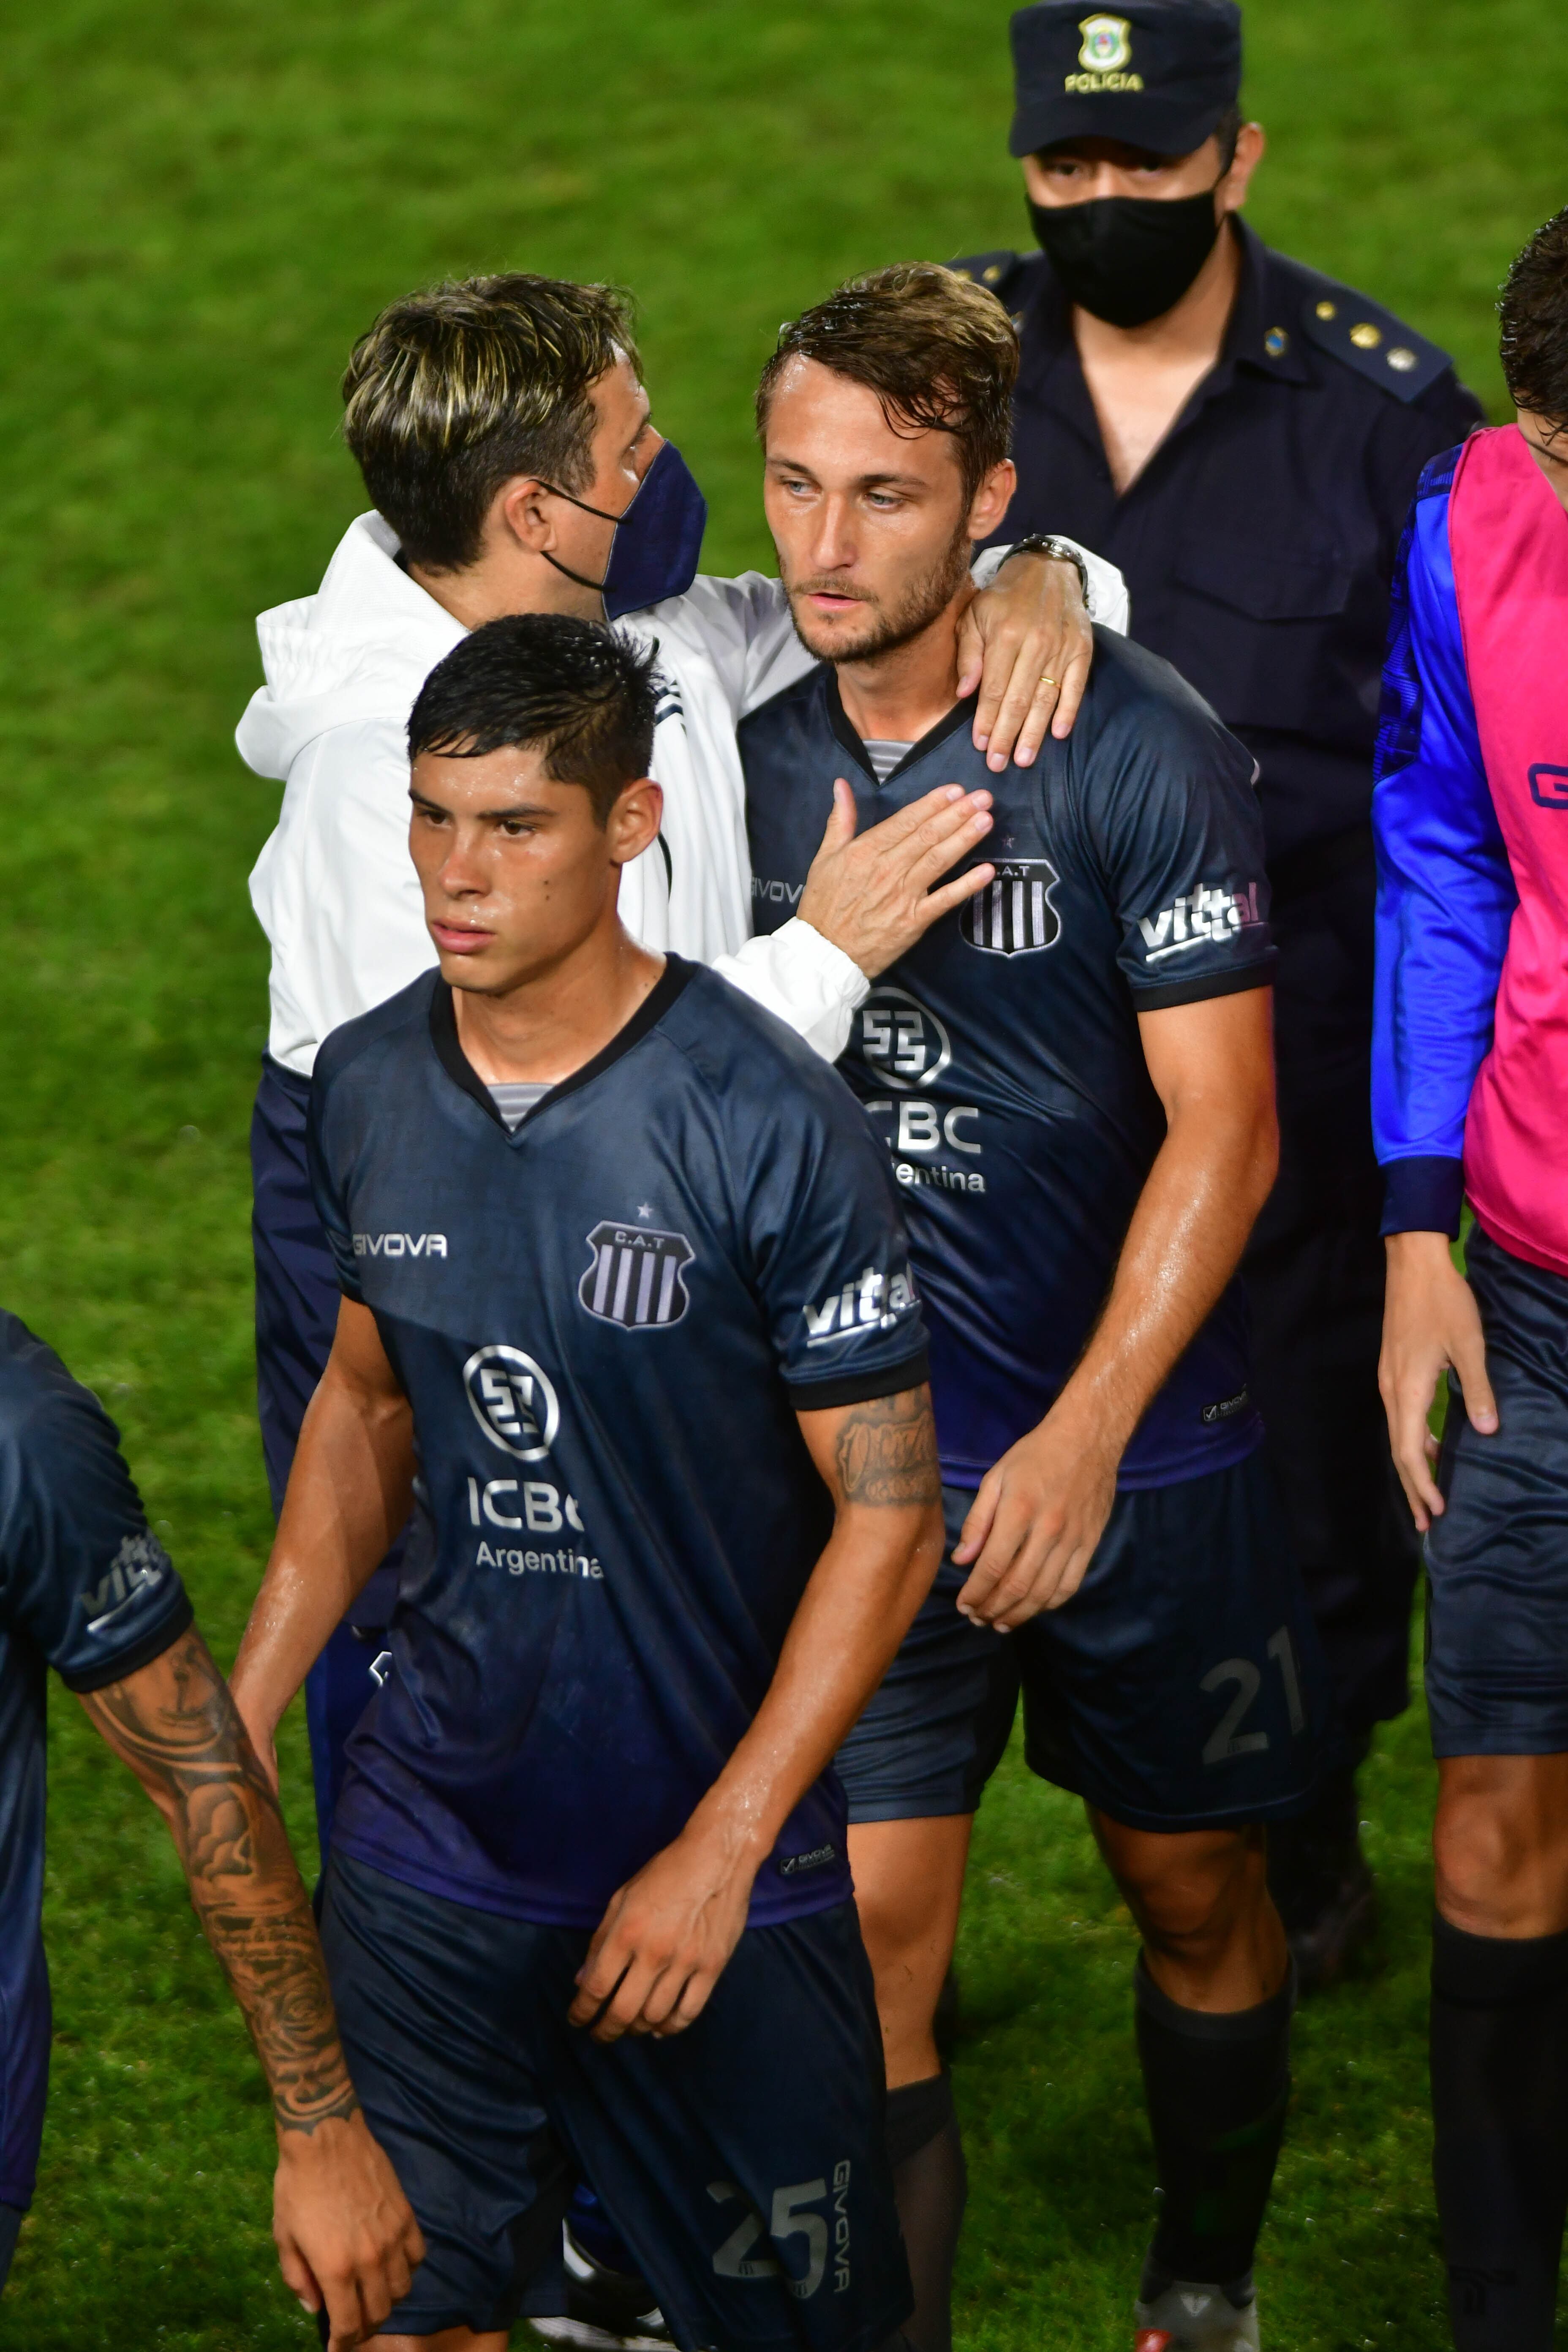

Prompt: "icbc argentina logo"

[463,1345,560,1461]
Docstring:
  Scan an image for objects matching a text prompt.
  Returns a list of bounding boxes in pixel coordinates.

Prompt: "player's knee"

[1106,1827,1258,1960]
[1434,1785,1562,1928]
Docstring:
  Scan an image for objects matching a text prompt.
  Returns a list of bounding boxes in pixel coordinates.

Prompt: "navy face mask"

[1028,185,1225,329]
[540,438,709,621]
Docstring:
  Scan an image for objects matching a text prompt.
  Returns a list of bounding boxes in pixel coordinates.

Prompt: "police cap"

[1009,0,1242,160]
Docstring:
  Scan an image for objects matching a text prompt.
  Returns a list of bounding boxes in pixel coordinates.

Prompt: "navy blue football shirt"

[0,1314,192,2208]
[742,628,1275,1491]
[309,956,928,1931]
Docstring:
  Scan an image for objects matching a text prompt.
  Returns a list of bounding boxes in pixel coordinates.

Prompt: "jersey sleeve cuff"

[1380,1155,1465,1240]
[1129,959,1275,1013]
[57,1592,196,1695]
[785,1347,930,1414]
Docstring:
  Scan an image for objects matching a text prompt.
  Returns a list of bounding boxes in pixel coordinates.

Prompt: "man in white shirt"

[237,271,1127,1861]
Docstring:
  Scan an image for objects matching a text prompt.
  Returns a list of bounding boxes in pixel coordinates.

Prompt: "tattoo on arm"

[833,1387,942,1508]
[81,1630,356,2137]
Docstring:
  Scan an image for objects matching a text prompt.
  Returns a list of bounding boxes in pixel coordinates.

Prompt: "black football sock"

[1431,1913,1568,2350]
[886,2073,966,2352]
[1135,1955,1294,2291]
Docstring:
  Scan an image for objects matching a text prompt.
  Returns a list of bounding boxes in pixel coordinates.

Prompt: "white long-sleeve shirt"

[239,513,1129,1075]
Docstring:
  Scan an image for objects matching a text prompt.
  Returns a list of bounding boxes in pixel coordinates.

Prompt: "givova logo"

[353,1233,447,1259]
[463,1345,559,1461]
[84,1530,171,1635]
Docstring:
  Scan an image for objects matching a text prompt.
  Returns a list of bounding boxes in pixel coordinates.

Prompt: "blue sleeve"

[0,1364,193,1693]
[737,1062,929,1411]
[307,1068,367,1306]
[1372,453,1516,1236]
[1081,653,1276,1010]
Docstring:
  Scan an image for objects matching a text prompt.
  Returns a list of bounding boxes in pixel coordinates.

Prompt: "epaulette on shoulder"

[1283,255,1456,403]
[947,249,1031,307]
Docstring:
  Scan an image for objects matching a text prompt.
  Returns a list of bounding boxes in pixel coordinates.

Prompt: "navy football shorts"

[1426,1224,1568,1757]
[319,1853,911,2349]
[836,1457,1333,1835]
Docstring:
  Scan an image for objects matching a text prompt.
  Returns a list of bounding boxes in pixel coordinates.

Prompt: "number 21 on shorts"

[1200,1625,1307,1767]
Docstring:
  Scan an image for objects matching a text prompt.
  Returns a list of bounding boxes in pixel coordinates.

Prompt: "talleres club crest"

[1078,13,1132,70]
[463,1344,560,1461]
[580,1219,694,1330]
[960,858,1062,956]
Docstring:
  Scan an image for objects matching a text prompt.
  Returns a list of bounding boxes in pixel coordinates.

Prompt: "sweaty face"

[762,357,978,666]
[408,743,652,995]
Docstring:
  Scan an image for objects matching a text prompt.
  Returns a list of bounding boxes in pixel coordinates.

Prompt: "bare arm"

[79,1627,423,2347]
[230,1297,414,1773]
[1379,1229,1498,1533]
[569,1385,945,2043]
[955,986,1279,1627]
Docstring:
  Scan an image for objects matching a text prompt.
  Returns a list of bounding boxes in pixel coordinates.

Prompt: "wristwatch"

[1007,533,1091,608]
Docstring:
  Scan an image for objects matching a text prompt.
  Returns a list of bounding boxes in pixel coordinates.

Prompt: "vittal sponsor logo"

[803,1264,919,1347]
[1138,882,1263,962]
[84,1530,170,1635]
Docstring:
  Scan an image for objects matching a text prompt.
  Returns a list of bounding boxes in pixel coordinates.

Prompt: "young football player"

[229,610,949,2352]
[741,264,1334,2352]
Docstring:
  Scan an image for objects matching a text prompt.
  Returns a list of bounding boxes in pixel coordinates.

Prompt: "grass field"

[1,0,1565,2343]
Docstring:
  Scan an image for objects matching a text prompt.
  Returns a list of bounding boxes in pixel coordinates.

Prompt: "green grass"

[0,0,1563,2341]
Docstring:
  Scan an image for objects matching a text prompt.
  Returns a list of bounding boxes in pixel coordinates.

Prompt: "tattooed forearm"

[80,1629,356,2135]
[833,1386,942,1507]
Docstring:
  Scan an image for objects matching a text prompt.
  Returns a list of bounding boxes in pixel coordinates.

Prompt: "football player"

[0,1315,419,2344]
[229,611,950,2352]
[741,264,1334,2352]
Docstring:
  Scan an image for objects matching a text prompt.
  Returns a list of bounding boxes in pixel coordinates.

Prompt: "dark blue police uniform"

[949,0,1485,1759]
[0,1314,193,2288]
[742,634,1334,1832]
[307,956,922,2347]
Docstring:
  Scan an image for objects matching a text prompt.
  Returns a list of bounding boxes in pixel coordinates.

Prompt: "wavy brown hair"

[755,263,1018,506]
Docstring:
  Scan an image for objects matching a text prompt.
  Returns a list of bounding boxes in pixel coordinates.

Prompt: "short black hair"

[1500,206,1568,435]
[343,274,638,573]
[407,614,658,828]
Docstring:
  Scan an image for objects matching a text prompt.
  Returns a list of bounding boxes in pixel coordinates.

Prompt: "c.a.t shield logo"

[463,1345,560,1460]
[960,858,1061,955]
[580,1220,694,1330]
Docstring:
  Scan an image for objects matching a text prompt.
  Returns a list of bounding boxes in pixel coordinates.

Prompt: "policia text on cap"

[949,0,1484,1980]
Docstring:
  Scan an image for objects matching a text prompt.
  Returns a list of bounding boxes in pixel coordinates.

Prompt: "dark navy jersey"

[0,1313,192,2205]
[309,957,928,1932]
[742,631,1274,1490]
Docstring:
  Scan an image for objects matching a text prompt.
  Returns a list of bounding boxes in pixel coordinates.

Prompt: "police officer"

[950,0,1484,1983]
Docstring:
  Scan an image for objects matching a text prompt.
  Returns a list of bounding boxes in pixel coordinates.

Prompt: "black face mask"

[1028,185,1225,328]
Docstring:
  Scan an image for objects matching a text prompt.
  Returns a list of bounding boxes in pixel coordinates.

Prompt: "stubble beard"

[784,524,974,667]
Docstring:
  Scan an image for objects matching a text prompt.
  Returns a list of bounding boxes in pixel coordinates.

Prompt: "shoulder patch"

[1293,270,1455,403]
[947,249,1029,307]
